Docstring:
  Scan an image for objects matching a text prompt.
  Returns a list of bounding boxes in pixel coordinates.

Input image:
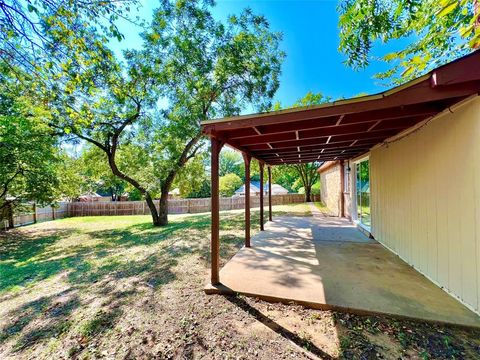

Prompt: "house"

[234,182,262,196]
[168,188,181,199]
[201,50,480,321]
[234,182,289,196]
[78,193,103,202]
[270,184,289,195]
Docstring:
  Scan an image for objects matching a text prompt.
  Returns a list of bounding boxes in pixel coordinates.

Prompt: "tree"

[123,0,284,225]
[80,146,129,201]
[0,68,58,226]
[292,163,319,202]
[56,153,86,202]
[49,0,283,226]
[338,0,480,84]
[173,153,209,198]
[0,0,139,77]
[219,174,243,197]
[49,52,165,224]
[266,165,298,193]
[220,150,243,177]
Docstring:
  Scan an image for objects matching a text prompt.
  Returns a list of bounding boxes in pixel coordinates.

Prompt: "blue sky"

[110,0,409,107]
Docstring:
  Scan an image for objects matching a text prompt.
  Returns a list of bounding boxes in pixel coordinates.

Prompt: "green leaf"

[438,2,458,17]
[27,4,37,13]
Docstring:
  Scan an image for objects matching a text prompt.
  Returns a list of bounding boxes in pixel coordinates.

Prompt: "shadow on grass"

[0,208,303,352]
[0,210,261,351]
[226,295,334,360]
[0,288,80,350]
[0,230,78,293]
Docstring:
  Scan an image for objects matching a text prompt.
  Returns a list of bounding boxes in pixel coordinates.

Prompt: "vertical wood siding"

[370,96,480,314]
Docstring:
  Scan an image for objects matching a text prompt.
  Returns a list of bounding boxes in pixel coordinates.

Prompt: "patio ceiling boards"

[202,50,480,164]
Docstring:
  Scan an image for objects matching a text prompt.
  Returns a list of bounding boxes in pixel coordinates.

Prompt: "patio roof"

[202,50,480,165]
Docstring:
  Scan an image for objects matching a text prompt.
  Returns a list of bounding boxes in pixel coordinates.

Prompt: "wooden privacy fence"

[68,194,320,217]
[2,202,69,230]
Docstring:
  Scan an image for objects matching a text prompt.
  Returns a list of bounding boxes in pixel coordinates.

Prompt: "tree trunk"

[145,193,161,226]
[305,187,312,203]
[107,153,162,226]
[158,190,169,226]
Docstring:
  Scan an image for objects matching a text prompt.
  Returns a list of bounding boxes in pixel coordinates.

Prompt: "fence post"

[7,203,14,229]
[33,203,37,223]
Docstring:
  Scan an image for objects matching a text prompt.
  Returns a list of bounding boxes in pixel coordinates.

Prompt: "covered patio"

[206,205,480,327]
[201,51,480,326]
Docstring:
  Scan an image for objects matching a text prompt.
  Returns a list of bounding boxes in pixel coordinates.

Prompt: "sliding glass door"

[355,159,371,229]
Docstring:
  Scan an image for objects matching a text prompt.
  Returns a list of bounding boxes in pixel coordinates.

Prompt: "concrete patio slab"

[206,211,480,328]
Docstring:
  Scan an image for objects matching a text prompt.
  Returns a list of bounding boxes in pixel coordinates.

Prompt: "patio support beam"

[243,153,252,247]
[210,137,224,285]
[340,160,345,218]
[259,162,265,231]
[268,166,273,221]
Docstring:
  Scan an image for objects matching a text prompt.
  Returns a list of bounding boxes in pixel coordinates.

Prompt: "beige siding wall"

[369,96,480,314]
[320,164,341,216]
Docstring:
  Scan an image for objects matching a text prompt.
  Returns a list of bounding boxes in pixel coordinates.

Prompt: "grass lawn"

[1,203,479,359]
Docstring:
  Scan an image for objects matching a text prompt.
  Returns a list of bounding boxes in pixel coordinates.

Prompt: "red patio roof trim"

[202,50,480,165]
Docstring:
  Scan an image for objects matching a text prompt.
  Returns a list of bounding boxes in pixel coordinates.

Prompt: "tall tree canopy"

[338,0,480,83]
[51,0,284,226]
[124,0,284,225]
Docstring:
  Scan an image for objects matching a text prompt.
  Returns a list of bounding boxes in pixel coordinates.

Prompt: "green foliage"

[292,92,332,107]
[0,0,140,78]
[219,173,243,197]
[270,165,298,193]
[0,70,59,216]
[2,0,284,226]
[174,154,209,198]
[80,146,130,201]
[133,0,285,190]
[338,0,480,84]
[220,150,243,177]
[185,179,211,198]
[55,153,85,202]
[274,91,331,110]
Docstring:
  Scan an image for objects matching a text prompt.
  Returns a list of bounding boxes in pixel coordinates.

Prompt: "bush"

[219,173,243,197]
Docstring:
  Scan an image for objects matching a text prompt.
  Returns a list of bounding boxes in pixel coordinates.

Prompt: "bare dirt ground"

[1,204,479,359]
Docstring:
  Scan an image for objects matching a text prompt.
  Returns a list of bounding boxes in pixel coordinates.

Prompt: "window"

[355,159,371,229]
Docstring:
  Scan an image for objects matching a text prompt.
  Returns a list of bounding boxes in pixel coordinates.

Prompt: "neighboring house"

[270,184,289,195]
[78,193,101,202]
[234,182,289,196]
[202,50,480,315]
[168,188,181,199]
[234,182,262,196]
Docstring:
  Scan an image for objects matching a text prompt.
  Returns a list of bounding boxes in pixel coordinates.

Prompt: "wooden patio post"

[211,137,223,284]
[243,153,251,247]
[259,162,264,231]
[268,165,273,221]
